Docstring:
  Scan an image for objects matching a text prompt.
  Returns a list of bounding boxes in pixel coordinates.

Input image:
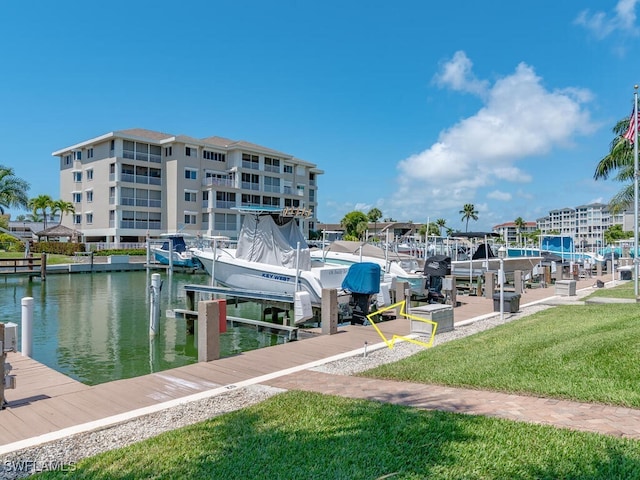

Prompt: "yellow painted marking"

[367,300,437,349]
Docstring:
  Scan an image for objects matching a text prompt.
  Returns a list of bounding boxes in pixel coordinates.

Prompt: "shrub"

[0,233,25,252]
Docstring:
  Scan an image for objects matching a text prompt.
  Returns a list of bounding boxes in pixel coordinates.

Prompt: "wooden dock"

[0,274,610,452]
[0,255,46,280]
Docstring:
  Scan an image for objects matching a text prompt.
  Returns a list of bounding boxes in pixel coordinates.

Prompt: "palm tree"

[0,165,30,214]
[514,217,525,246]
[28,194,53,230]
[594,113,637,213]
[459,204,478,232]
[436,218,447,236]
[367,207,383,241]
[51,199,75,225]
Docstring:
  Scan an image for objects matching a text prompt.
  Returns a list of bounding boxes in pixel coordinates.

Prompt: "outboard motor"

[423,255,451,304]
[341,262,381,324]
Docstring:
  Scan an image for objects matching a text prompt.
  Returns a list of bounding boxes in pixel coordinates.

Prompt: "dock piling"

[198,300,221,362]
[149,273,162,336]
[21,297,33,357]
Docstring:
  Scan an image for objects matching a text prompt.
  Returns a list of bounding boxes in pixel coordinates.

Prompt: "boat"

[310,240,426,295]
[191,208,350,314]
[449,232,543,278]
[150,234,200,269]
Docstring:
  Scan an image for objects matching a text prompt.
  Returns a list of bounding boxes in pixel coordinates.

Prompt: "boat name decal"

[261,273,291,282]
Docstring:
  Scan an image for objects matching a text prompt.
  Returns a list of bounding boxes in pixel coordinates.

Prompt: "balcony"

[202,177,234,188]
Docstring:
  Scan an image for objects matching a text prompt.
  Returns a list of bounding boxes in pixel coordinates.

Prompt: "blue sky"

[1,0,639,231]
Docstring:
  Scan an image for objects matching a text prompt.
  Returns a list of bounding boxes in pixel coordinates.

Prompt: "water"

[0,271,287,385]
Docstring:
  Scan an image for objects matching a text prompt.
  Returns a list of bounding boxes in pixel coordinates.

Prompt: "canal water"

[0,271,287,385]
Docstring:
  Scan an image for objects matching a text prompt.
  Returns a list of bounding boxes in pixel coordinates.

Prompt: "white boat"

[191,208,350,313]
[150,234,200,268]
[310,240,426,295]
[449,233,543,278]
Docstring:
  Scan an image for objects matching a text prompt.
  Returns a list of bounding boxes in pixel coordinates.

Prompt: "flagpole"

[634,85,639,299]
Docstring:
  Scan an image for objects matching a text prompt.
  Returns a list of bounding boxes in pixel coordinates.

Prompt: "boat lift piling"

[149,273,162,336]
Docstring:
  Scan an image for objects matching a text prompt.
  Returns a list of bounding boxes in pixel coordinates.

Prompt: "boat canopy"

[235,213,311,270]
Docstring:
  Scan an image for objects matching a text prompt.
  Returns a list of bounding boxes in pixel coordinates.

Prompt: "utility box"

[492,292,521,313]
[555,280,576,296]
[409,304,454,334]
[619,266,633,281]
[2,322,17,352]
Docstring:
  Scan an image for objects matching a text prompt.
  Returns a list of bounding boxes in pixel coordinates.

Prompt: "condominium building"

[53,128,321,245]
[535,202,623,248]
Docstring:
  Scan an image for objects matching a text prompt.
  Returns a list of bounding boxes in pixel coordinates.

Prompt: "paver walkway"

[266,370,640,439]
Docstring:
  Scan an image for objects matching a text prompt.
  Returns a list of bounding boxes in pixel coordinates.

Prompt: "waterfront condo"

[53,128,321,246]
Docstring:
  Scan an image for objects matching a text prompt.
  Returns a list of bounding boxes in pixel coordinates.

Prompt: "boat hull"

[193,249,349,306]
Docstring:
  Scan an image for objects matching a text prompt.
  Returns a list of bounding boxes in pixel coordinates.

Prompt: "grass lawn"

[363,302,640,407]
[0,251,74,265]
[585,279,635,299]
[34,391,640,480]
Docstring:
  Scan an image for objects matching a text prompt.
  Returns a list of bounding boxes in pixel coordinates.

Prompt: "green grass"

[34,391,640,480]
[585,279,635,299]
[363,303,640,407]
[0,251,73,265]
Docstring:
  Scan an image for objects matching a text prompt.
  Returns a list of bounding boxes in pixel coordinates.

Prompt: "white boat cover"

[235,214,311,270]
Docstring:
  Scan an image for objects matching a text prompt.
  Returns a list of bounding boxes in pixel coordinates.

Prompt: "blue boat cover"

[341,262,381,294]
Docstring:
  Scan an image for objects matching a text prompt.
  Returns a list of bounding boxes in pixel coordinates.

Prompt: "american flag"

[623,106,639,143]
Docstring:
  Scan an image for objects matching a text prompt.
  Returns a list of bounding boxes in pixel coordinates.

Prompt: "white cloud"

[487,190,512,201]
[432,51,488,97]
[575,0,639,38]
[389,53,595,223]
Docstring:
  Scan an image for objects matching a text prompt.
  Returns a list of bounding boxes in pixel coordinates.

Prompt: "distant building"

[492,221,537,245]
[53,129,321,245]
[535,202,623,248]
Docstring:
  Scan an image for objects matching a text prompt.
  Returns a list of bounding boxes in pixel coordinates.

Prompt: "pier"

[0,254,46,281]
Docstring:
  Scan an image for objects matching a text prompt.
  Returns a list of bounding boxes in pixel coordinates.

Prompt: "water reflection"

[0,271,286,385]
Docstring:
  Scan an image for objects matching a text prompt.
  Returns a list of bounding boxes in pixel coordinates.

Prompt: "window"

[214,213,236,231]
[216,191,236,209]
[74,151,82,161]
[264,176,280,193]
[185,146,196,157]
[87,148,94,159]
[264,157,280,173]
[241,194,260,206]
[185,169,197,180]
[242,153,259,169]
[184,191,197,202]
[72,192,82,203]
[73,214,81,225]
[262,196,279,207]
[164,146,173,157]
[204,150,226,161]
[86,213,93,224]
[184,213,197,224]
[64,154,72,165]
[86,190,93,202]
[241,173,259,190]
[284,165,293,174]
[73,171,82,182]
[86,169,93,181]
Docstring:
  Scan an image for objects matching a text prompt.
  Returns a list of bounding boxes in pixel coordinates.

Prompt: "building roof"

[36,224,80,239]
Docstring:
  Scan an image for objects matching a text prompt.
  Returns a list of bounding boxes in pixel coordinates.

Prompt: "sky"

[1,0,639,232]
